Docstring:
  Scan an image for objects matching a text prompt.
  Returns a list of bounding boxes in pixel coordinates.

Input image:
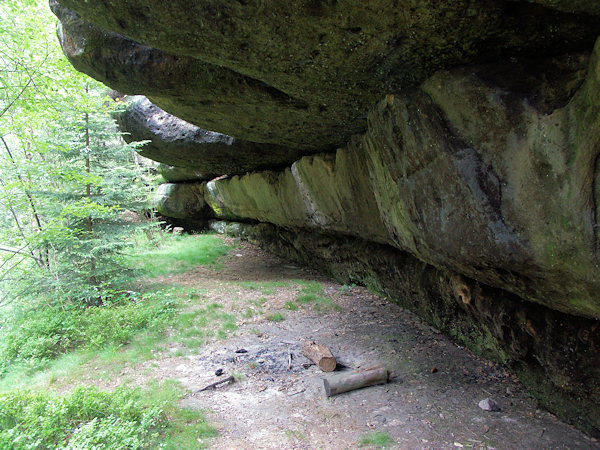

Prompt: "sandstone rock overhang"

[116,96,308,179]
[50,0,600,437]
[50,0,600,152]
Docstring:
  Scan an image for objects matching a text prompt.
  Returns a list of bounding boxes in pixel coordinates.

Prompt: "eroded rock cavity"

[51,0,600,436]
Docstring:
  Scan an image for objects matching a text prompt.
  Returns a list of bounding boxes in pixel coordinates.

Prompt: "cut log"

[301,341,337,372]
[323,365,389,397]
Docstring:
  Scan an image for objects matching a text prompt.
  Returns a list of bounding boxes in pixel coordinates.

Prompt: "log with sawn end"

[301,340,337,372]
[323,365,389,397]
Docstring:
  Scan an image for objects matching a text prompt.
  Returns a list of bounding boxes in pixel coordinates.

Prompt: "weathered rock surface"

[51,0,600,151]
[50,0,600,436]
[513,0,600,15]
[156,165,207,183]
[116,96,304,177]
[197,43,600,320]
[153,183,209,220]
[203,140,389,244]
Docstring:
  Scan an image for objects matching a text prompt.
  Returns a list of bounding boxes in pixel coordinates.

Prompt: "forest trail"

[98,236,597,449]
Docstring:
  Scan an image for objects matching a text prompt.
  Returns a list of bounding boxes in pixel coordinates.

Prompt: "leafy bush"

[0,291,177,374]
[0,386,165,449]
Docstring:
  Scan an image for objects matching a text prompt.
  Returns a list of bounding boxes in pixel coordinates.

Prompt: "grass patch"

[358,431,395,448]
[237,280,288,295]
[130,233,232,277]
[294,281,341,313]
[0,381,216,449]
[170,302,237,351]
[265,312,285,322]
[284,301,298,311]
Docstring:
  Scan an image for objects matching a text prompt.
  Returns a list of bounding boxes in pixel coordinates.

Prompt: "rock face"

[52,0,600,436]
[117,96,305,178]
[185,45,600,320]
[153,183,209,220]
[50,0,599,151]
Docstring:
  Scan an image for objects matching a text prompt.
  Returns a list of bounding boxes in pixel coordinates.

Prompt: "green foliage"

[0,382,216,449]
[0,291,177,375]
[0,0,158,306]
[130,233,232,277]
[357,431,395,448]
[0,386,165,449]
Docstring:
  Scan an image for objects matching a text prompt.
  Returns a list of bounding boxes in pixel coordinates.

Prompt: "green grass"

[294,281,341,313]
[0,381,216,449]
[358,431,395,448]
[167,301,237,351]
[266,312,285,322]
[237,280,289,295]
[129,233,232,277]
[284,301,298,310]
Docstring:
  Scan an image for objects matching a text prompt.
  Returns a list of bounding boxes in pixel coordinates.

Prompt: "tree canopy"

[0,0,155,306]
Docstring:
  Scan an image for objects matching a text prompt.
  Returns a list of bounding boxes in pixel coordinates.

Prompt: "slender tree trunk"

[0,177,44,268]
[84,85,97,286]
[0,135,49,268]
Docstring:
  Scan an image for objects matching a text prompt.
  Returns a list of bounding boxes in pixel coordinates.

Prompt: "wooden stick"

[301,341,337,372]
[192,375,234,394]
[323,365,389,397]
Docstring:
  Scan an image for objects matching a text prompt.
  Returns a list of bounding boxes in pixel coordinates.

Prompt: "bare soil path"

[118,237,598,449]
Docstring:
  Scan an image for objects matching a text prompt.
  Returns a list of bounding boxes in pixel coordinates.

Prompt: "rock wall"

[50,0,600,436]
[169,43,600,320]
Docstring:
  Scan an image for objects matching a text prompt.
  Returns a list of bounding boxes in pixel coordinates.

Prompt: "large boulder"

[152,183,209,220]
[201,42,600,319]
[50,0,600,152]
[117,96,305,177]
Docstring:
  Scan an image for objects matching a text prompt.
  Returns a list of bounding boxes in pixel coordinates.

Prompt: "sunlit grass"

[129,232,232,277]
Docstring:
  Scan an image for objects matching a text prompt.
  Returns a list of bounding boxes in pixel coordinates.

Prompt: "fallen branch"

[323,365,389,397]
[191,375,234,394]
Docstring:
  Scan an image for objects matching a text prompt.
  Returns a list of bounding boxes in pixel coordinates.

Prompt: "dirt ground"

[120,237,598,449]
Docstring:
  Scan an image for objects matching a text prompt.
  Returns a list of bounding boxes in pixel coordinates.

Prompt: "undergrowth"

[0,381,215,449]
[0,232,232,448]
[0,290,177,378]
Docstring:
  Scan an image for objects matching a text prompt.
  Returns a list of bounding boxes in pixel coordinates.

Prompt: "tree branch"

[0,244,42,263]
